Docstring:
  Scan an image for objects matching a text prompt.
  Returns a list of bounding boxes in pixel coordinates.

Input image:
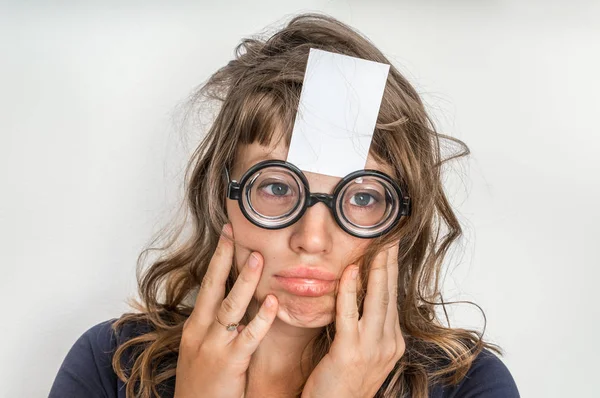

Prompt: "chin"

[274,295,336,328]
[276,309,334,328]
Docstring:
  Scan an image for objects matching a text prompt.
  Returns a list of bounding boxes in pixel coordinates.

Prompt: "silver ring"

[215,315,239,332]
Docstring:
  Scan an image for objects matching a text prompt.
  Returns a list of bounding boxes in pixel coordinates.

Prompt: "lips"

[275,267,337,281]
[274,267,338,297]
[274,276,337,296]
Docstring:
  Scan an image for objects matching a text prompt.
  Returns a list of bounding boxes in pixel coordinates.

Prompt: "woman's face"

[226,138,394,328]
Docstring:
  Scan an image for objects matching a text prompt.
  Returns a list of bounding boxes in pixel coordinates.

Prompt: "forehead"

[235,140,394,177]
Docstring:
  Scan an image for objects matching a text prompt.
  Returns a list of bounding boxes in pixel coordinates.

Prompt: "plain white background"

[1,1,598,397]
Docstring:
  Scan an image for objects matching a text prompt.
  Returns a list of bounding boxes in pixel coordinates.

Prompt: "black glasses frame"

[224,159,411,238]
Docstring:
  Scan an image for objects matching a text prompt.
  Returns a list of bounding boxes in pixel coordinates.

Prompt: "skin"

[223,138,405,396]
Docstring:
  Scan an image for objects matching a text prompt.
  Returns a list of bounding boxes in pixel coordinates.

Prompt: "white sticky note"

[286,48,390,178]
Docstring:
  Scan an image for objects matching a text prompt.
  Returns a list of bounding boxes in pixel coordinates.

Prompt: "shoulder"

[430,348,520,398]
[49,318,149,398]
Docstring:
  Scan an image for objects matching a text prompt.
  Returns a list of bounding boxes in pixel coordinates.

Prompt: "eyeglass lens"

[242,166,397,230]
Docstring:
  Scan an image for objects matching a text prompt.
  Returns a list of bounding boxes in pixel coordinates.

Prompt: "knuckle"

[341,308,358,319]
[396,340,406,357]
[221,296,238,313]
[179,330,199,352]
[381,292,390,307]
[238,269,254,284]
[201,275,215,290]
[374,349,386,364]
[242,324,259,342]
[384,345,397,361]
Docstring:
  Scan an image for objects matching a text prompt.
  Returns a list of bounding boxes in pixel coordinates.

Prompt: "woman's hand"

[174,224,279,398]
[301,244,405,398]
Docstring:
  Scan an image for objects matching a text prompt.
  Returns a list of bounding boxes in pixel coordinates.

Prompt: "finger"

[231,294,278,359]
[187,224,235,333]
[210,251,264,341]
[384,244,400,340]
[335,264,359,343]
[362,249,389,339]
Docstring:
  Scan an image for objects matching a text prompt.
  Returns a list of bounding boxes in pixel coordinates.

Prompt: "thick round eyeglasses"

[224,160,411,239]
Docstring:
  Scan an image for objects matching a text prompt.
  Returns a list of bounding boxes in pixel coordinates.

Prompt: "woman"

[49,13,519,398]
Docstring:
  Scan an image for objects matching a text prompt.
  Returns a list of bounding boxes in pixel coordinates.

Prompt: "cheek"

[340,236,370,268]
[226,200,284,273]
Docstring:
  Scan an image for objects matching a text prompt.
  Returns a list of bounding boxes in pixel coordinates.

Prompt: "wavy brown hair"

[111,12,503,398]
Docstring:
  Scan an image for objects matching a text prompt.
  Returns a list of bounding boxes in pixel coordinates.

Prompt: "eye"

[259,182,293,197]
[349,192,378,207]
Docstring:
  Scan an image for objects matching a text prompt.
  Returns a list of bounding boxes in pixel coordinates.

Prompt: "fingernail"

[351,267,359,280]
[265,295,274,308]
[248,253,259,269]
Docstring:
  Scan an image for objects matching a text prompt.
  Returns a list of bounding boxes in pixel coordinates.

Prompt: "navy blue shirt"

[49,319,520,397]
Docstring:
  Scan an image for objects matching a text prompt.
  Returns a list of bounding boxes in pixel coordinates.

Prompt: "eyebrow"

[240,154,395,178]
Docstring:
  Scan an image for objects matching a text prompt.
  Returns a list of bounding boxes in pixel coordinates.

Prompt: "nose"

[289,201,334,255]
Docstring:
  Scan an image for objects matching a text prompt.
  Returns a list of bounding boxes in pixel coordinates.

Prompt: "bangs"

[236,89,298,149]
[232,86,395,177]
